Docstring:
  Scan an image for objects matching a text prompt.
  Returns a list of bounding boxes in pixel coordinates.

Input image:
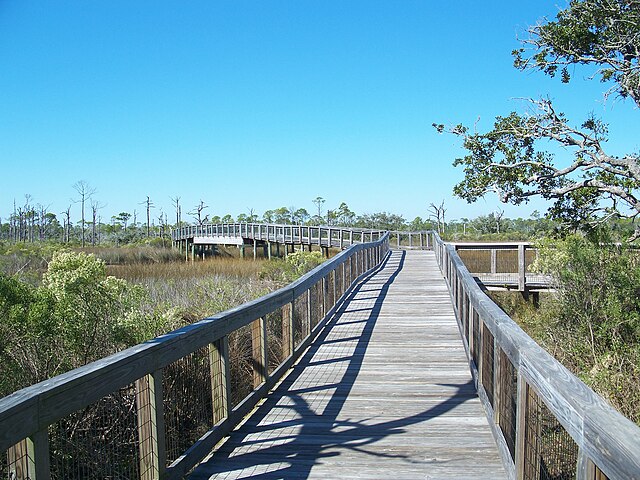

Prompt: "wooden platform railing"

[433,232,640,480]
[0,234,390,480]
[172,223,386,248]
[451,242,551,291]
[388,230,432,249]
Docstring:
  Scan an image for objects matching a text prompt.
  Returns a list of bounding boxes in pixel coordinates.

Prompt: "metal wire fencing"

[498,349,518,462]
[522,385,578,480]
[163,347,213,466]
[49,384,140,479]
[481,323,495,408]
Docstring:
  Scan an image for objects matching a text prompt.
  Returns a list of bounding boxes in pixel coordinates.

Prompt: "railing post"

[136,369,166,480]
[493,339,503,427]
[476,310,484,386]
[518,244,526,291]
[8,439,33,480]
[491,249,498,274]
[282,302,294,359]
[251,317,268,388]
[8,429,50,480]
[210,336,231,423]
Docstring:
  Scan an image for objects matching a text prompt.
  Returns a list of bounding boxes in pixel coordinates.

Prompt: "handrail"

[451,242,545,291]
[171,223,387,248]
[0,233,390,479]
[432,232,640,480]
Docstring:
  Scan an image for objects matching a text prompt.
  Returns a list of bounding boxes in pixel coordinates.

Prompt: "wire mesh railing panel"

[457,248,539,286]
[336,264,344,301]
[481,322,495,408]
[309,280,323,329]
[325,270,335,313]
[49,384,140,480]
[525,249,537,271]
[163,346,214,465]
[496,250,518,273]
[293,291,309,348]
[498,348,518,462]
[226,323,254,410]
[523,385,578,480]
[463,300,470,342]
[457,249,491,273]
[0,452,7,480]
[265,309,284,375]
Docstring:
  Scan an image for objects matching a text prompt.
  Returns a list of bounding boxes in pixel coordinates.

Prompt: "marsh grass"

[85,246,184,265]
[107,257,266,282]
[104,256,276,336]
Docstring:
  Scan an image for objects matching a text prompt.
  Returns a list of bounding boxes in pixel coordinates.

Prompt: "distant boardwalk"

[190,250,507,479]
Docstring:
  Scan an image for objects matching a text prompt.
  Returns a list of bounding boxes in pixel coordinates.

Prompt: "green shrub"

[0,251,157,396]
[258,250,325,284]
[530,234,640,422]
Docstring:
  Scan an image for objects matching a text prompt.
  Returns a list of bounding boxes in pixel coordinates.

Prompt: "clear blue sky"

[1,1,638,225]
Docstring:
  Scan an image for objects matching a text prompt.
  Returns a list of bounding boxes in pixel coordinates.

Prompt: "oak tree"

[435,0,640,238]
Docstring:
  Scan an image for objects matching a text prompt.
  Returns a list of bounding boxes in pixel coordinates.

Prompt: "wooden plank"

[517,244,526,292]
[136,370,165,480]
[210,338,230,424]
[251,317,267,388]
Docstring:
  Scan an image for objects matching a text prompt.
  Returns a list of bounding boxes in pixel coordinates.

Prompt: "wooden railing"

[388,230,432,249]
[451,242,549,291]
[172,223,387,248]
[433,232,640,480]
[0,234,390,479]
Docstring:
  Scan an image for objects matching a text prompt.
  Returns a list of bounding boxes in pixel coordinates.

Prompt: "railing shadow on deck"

[189,250,478,479]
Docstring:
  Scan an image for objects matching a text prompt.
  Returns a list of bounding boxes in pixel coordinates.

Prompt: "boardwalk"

[189,250,507,479]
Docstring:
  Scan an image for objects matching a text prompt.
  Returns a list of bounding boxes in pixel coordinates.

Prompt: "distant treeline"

[2,192,637,246]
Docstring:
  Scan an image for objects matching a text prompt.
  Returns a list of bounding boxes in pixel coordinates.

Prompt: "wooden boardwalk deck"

[189,250,507,479]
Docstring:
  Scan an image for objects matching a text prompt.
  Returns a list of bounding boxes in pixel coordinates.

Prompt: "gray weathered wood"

[251,317,268,388]
[136,370,165,480]
[189,250,507,479]
[435,235,640,480]
[210,338,230,424]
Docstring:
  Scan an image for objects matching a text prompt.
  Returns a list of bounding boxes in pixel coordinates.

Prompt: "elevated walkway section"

[190,250,507,479]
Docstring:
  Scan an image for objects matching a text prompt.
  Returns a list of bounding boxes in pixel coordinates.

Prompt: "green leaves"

[436,92,640,238]
[531,235,640,420]
[0,251,149,396]
[515,0,640,105]
[443,110,558,206]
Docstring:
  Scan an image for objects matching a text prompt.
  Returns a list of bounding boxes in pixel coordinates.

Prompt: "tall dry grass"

[106,256,276,331]
[107,257,266,282]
